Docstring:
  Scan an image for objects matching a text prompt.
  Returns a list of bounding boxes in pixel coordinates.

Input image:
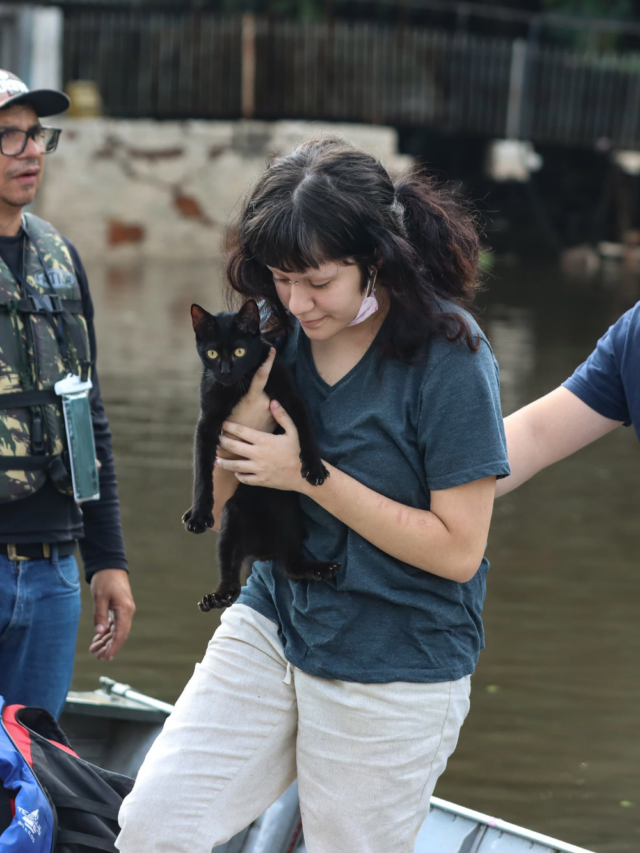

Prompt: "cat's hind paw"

[313,561,341,580]
[284,559,341,582]
[182,506,214,534]
[198,585,241,611]
[300,458,329,486]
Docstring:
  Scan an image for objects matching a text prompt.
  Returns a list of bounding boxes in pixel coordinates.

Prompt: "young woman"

[116,138,510,853]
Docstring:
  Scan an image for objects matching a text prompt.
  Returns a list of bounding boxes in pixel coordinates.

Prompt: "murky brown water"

[71,258,640,853]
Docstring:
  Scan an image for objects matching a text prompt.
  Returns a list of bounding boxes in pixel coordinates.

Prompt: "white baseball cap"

[0,69,69,117]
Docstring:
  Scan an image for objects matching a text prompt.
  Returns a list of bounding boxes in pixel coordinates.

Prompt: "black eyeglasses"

[0,126,61,157]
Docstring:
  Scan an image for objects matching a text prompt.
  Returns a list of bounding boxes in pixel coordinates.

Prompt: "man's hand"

[89,569,135,661]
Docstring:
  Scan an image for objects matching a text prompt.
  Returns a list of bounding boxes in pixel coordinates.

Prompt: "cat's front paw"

[182,505,214,534]
[198,583,241,612]
[300,458,329,486]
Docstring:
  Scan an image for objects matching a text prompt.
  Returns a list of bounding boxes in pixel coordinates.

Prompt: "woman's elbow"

[454,559,482,583]
[445,546,486,583]
[418,556,481,583]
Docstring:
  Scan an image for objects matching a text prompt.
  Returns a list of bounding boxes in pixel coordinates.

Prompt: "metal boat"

[60,678,596,853]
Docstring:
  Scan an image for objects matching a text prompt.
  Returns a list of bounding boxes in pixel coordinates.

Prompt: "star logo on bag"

[17,806,42,841]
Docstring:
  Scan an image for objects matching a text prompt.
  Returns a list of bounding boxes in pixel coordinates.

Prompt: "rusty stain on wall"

[108,219,146,246]
[172,190,215,226]
[106,265,143,291]
[128,147,185,161]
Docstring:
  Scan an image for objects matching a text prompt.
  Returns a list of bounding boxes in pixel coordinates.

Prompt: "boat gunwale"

[430,796,596,853]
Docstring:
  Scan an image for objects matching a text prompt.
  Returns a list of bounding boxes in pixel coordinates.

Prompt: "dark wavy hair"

[226,137,481,361]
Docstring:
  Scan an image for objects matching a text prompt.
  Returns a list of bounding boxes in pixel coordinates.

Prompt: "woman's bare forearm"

[298,464,496,582]
[211,450,241,531]
[496,387,622,497]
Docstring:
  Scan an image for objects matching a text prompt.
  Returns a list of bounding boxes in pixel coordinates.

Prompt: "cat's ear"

[236,300,261,335]
[191,304,215,337]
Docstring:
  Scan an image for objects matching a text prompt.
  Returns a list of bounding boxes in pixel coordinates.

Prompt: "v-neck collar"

[299,313,389,397]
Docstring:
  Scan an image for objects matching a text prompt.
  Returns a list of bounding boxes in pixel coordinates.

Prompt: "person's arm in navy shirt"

[496,307,635,497]
[65,238,136,661]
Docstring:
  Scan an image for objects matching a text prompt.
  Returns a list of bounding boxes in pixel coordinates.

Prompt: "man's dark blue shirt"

[563,301,640,434]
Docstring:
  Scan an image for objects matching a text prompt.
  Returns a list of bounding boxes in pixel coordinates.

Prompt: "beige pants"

[116,603,471,853]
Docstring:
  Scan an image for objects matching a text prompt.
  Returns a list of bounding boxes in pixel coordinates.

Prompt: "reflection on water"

[486,306,535,416]
[72,260,640,852]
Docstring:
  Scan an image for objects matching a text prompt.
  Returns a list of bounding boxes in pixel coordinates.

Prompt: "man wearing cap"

[0,71,135,718]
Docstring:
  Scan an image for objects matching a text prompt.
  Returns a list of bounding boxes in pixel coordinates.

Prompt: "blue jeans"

[0,551,81,718]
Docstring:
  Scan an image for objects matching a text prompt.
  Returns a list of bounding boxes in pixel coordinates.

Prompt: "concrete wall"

[36,119,413,260]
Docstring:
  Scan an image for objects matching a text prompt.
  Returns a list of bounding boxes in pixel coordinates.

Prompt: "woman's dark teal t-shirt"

[238,311,510,683]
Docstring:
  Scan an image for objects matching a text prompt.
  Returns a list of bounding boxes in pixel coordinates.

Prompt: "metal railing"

[63,9,640,150]
[64,10,242,119]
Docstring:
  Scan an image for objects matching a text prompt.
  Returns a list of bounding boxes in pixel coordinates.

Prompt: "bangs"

[243,199,367,274]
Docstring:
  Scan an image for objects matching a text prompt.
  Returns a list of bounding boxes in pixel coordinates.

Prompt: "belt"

[1,541,77,561]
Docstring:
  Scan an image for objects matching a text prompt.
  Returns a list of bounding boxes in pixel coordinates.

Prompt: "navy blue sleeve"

[65,238,128,579]
[418,337,511,491]
[562,311,632,425]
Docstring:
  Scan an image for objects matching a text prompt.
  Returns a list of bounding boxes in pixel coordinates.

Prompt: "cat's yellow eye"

[207,349,219,359]
[234,348,246,358]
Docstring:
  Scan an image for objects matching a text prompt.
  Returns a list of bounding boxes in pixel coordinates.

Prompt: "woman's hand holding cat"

[216,400,306,491]
[218,347,277,460]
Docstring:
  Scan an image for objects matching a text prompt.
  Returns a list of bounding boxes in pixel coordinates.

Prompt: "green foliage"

[542,0,632,51]
[543,0,631,16]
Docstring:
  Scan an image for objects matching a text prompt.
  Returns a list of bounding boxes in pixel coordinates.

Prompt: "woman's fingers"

[217,436,259,459]
[248,347,276,399]
[234,473,257,484]
[222,420,265,442]
[270,400,298,436]
[218,434,255,456]
[215,456,258,473]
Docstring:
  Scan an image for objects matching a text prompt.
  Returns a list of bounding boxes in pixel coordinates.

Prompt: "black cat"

[183,300,340,611]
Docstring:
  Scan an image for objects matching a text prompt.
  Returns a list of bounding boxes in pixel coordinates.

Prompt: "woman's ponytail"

[377,172,482,354]
[393,173,480,308]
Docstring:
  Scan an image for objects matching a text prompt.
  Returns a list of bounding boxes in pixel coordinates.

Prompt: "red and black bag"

[0,697,133,851]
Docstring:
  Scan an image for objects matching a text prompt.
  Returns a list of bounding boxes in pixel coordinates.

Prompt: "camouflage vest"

[0,214,90,502]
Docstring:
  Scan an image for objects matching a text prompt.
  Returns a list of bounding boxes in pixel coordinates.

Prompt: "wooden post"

[242,13,256,120]
[506,38,527,139]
